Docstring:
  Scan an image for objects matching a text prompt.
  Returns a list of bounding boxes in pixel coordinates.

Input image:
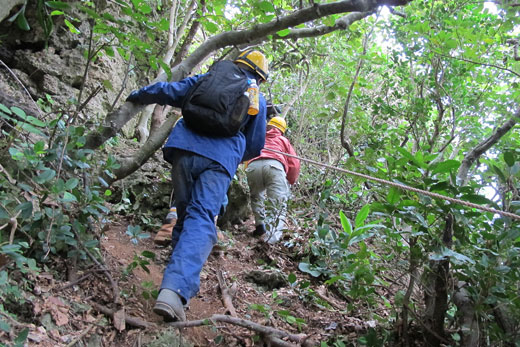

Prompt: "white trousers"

[246,159,290,243]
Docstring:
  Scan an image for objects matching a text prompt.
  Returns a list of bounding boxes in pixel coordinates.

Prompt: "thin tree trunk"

[102,113,180,185]
[452,281,480,346]
[135,0,197,143]
[423,214,453,347]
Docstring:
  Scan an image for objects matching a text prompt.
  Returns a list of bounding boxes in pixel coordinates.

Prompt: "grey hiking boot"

[153,289,186,322]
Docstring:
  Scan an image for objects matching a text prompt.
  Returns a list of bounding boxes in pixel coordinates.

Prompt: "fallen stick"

[168,314,312,346]
[216,269,237,317]
[53,269,106,292]
[91,302,156,329]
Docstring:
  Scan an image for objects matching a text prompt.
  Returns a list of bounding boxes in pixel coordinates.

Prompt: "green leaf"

[491,165,507,183]
[355,205,370,228]
[26,116,45,127]
[14,328,29,345]
[33,141,46,154]
[276,28,291,37]
[339,211,352,235]
[286,315,297,324]
[461,194,493,205]
[0,104,12,114]
[19,122,43,135]
[204,21,219,33]
[64,19,80,34]
[65,178,79,190]
[397,147,422,167]
[0,205,9,220]
[16,11,30,31]
[84,240,99,248]
[15,201,33,219]
[10,106,27,120]
[34,169,56,184]
[430,247,475,264]
[445,38,458,49]
[397,148,413,161]
[298,262,321,277]
[288,273,296,284]
[141,250,155,259]
[0,318,10,332]
[62,192,78,203]
[258,1,275,12]
[387,187,400,205]
[430,160,461,175]
[46,1,71,10]
[504,151,515,167]
[131,0,152,14]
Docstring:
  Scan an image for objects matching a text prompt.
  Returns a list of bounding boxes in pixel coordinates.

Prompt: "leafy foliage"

[1,0,520,344]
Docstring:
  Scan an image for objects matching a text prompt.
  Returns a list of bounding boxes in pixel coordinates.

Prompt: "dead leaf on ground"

[114,308,126,331]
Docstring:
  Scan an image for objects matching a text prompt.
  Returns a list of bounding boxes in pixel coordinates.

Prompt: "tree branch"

[84,0,413,177]
[457,108,520,185]
[435,51,520,78]
[168,314,313,346]
[104,114,179,185]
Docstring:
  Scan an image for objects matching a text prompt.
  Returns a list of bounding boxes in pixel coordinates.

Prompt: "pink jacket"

[249,128,300,185]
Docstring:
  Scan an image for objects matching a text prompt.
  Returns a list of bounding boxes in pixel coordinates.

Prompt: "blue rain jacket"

[127,71,267,177]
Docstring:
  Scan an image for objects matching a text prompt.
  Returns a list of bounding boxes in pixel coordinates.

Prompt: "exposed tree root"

[168,314,314,346]
[216,269,237,317]
[91,303,156,329]
[92,302,314,346]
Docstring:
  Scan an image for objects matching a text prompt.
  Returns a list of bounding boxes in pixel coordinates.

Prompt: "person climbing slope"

[246,116,300,244]
[126,50,269,322]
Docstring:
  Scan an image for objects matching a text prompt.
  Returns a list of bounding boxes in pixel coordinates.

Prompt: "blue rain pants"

[160,149,231,303]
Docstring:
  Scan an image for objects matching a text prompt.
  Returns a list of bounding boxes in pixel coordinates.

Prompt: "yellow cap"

[267,116,287,133]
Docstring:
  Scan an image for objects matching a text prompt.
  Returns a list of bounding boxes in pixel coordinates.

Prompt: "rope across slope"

[263,148,520,221]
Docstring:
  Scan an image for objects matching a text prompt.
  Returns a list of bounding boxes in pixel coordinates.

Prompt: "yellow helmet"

[235,50,269,82]
[268,116,287,134]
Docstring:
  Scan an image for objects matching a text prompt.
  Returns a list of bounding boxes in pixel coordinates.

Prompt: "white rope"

[264,148,520,221]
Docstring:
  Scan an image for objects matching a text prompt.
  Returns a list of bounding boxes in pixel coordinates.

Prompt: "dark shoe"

[153,289,186,322]
[253,224,266,237]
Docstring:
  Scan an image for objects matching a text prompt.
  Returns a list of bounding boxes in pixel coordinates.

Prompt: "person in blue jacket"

[125,50,269,322]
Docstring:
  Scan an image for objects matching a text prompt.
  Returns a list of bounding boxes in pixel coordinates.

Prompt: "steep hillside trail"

[18,215,386,347]
[99,218,373,346]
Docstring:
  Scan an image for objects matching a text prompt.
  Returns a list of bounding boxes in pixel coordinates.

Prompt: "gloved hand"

[125,91,143,104]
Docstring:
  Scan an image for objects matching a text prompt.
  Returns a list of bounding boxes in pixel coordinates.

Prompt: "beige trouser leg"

[246,159,290,243]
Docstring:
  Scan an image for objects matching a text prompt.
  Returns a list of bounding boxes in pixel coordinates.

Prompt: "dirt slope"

[13,216,377,347]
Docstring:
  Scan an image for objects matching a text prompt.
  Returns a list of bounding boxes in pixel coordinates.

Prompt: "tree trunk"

[102,113,179,185]
[423,214,453,347]
[452,281,480,346]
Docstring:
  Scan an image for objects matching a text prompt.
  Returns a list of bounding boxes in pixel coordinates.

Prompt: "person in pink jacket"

[246,116,300,243]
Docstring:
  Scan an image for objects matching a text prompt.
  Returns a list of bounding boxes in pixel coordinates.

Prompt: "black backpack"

[181,60,250,137]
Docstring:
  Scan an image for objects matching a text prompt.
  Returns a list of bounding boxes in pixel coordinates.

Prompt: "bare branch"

[169,314,312,346]
[435,51,520,78]
[457,109,520,185]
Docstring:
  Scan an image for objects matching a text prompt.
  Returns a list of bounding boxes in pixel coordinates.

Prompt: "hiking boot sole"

[153,302,184,322]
